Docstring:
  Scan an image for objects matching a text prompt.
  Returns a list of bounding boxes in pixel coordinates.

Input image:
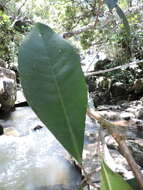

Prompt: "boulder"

[110,82,127,97]
[0,66,16,112]
[128,139,143,167]
[133,78,143,94]
[0,58,7,68]
[94,59,111,71]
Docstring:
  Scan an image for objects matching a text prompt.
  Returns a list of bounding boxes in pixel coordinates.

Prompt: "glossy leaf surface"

[19,23,87,162]
[101,161,133,190]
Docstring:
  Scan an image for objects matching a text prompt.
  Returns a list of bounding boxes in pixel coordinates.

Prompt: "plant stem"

[87,108,143,190]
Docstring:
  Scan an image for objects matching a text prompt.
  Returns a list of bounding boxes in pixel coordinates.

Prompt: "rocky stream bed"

[0,58,143,189]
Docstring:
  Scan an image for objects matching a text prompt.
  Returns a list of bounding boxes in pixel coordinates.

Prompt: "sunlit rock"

[0,66,16,112]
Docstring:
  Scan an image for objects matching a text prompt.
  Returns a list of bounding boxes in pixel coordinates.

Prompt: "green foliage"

[63,5,77,31]
[80,30,95,49]
[19,23,87,162]
[2,0,142,69]
[1,1,143,188]
[105,0,130,37]
[101,161,133,190]
[115,5,130,37]
[0,10,13,62]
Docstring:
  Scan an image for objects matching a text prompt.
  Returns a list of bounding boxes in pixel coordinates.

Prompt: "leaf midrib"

[38,27,81,161]
[103,162,112,190]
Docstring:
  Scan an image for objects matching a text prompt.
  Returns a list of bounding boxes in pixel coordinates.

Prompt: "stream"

[0,107,84,190]
[0,97,143,190]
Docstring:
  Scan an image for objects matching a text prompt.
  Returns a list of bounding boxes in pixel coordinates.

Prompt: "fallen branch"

[87,108,143,190]
[85,59,143,77]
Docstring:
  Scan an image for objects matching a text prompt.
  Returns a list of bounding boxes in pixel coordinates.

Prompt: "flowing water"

[0,107,82,190]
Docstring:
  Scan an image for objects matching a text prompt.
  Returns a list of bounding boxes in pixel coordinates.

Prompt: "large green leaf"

[18,23,87,162]
[101,161,133,190]
[104,0,130,37]
[116,5,130,37]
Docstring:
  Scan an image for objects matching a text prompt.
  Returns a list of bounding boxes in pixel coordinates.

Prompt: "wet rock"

[87,76,130,106]
[120,112,135,120]
[94,59,111,71]
[94,101,143,139]
[0,125,3,135]
[105,136,143,175]
[97,105,121,111]
[135,107,143,119]
[95,76,112,90]
[0,66,16,112]
[110,82,127,97]
[15,88,26,104]
[89,77,112,106]
[127,139,143,167]
[86,76,96,92]
[133,78,143,94]
[105,136,118,150]
[32,125,43,131]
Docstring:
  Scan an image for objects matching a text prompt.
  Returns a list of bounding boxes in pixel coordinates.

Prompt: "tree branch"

[63,0,104,38]
[63,23,96,38]
[87,108,143,190]
[85,59,143,77]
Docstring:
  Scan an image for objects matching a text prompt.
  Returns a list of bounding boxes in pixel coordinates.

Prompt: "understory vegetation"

[0,0,143,190]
